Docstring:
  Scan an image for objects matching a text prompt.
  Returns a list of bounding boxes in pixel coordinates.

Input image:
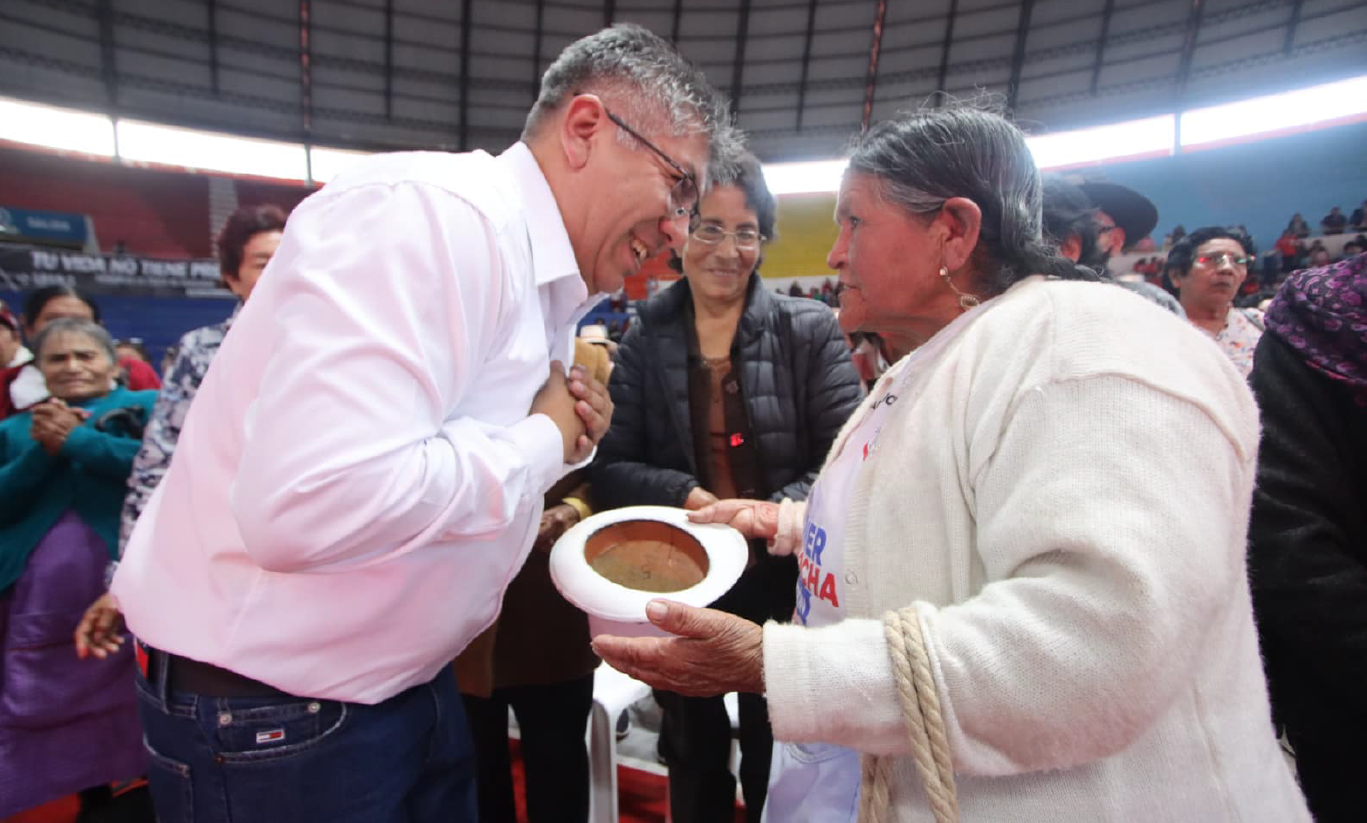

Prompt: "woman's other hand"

[683,486,719,511]
[74,592,125,659]
[30,400,87,455]
[592,599,764,696]
[533,502,582,553]
[688,498,779,540]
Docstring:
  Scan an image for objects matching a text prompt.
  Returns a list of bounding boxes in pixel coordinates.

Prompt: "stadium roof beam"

[96,0,118,109]
[730,0,754,119]
[1284,0,1305,56]
[1006,0,1036,110]
[459,0,472,149]
[795,0,820,131]
[1090,0,1115,96]
[1176,0,1207,96]
[208,0,220,96]
[531,0,546,103]
[861,0,889,131]
[384,0,394,119]
[935,0,959,107]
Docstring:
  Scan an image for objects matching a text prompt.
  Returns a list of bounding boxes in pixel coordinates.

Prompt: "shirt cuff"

[508,413,570,495]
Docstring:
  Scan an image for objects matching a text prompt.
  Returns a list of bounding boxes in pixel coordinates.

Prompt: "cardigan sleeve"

[763,374,1256,775]
[61,422,144,482]
[0,425,63,523]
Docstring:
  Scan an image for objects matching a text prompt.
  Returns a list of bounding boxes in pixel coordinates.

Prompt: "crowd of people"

[0,21,1363,823]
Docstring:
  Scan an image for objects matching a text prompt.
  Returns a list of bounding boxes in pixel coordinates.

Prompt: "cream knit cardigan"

[761,276,1309,822]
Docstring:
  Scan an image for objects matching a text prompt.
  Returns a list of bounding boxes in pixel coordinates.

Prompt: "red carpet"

[5,740,744,823]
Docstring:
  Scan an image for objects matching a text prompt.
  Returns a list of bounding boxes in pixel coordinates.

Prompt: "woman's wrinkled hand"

[592,600,765,696]
[687,498,780,541]
[74,592,126,660]
[30,400,87,455]
[533,503,582,553]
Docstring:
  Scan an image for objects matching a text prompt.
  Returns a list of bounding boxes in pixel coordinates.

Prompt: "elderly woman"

[591,152,862,822]
[0,318,156,819]
[1166,227,1263,377]
[594,107,1308,822]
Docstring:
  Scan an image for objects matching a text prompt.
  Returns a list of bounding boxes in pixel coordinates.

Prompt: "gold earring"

[940,266,981,310]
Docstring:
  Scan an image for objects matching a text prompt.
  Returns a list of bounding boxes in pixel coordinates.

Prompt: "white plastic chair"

[587,662,652,823]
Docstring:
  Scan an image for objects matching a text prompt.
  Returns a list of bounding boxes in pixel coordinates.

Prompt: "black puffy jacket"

[591,274,863,510]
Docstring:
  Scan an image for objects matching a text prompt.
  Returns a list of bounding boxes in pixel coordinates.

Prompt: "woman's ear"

[935,196,983,273]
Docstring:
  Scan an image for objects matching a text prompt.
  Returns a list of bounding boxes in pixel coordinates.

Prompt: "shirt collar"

[498,142,585,293]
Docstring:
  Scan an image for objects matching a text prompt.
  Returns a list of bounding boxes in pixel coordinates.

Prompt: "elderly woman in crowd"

[1166,227,1264,377]
[590,151,862,822]
[1248,252,1367,823]
[594,107,1307,822]
[2,286,159,419]
[0,318,156,819]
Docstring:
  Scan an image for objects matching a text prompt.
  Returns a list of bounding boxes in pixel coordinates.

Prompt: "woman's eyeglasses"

[691,225,765,250]
[1194,253,1255,269]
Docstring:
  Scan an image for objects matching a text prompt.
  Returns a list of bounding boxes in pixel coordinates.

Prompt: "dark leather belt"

[147,645,294,699]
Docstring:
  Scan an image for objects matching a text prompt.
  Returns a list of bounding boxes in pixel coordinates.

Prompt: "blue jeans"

[135,654,476,823]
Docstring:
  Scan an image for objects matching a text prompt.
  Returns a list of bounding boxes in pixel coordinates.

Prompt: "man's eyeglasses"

[691,224,765,250]
[605,109,700,229]
[1194,253,1255,269]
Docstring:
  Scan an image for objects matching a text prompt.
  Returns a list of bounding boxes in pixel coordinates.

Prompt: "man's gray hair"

[32,317,117,364]
[523,23,737,166]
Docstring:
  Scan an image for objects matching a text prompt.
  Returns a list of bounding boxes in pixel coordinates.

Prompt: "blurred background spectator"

[1321,206,1348,235]
[1167,226,1263,377]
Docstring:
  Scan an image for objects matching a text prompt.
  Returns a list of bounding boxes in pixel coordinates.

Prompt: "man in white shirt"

[98,23,734,823]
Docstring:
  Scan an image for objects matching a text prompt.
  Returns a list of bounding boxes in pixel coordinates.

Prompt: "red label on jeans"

[135,642,149,678]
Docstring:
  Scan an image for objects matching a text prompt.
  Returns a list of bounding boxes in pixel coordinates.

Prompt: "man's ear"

[559,94,608,172]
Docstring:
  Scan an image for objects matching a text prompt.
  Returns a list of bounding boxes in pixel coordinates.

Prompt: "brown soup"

[584,520,709,593]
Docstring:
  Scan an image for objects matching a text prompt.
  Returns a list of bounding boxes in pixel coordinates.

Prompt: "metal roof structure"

[2,0,1365,161]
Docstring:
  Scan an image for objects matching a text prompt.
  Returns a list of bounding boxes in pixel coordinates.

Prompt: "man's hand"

[566,365,613,463]
[30,400,87,455]
[530,361,587,463]
[592,599,765,696]
[74,592,126,660]
[533,502,582,553]
[684,487,719,511]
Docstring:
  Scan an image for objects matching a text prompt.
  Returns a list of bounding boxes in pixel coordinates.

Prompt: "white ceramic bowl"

[548,505,748,638]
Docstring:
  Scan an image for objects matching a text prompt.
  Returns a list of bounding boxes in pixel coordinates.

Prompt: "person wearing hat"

[1043,177,1183,316]
[1077,180,1159,260]
[0,302,29,370]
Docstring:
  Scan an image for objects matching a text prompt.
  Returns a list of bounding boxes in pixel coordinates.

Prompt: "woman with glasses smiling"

[591,151,863,823]
[1166,227,1264,377]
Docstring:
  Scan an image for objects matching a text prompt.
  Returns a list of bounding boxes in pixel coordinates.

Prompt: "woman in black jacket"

[591,152,863,822]
[1248,253,1367,823]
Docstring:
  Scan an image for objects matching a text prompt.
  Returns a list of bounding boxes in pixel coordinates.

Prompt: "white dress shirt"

[114,143,597,703]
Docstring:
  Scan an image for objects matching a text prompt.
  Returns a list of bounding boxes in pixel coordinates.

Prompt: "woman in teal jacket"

[0,317,156,819]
